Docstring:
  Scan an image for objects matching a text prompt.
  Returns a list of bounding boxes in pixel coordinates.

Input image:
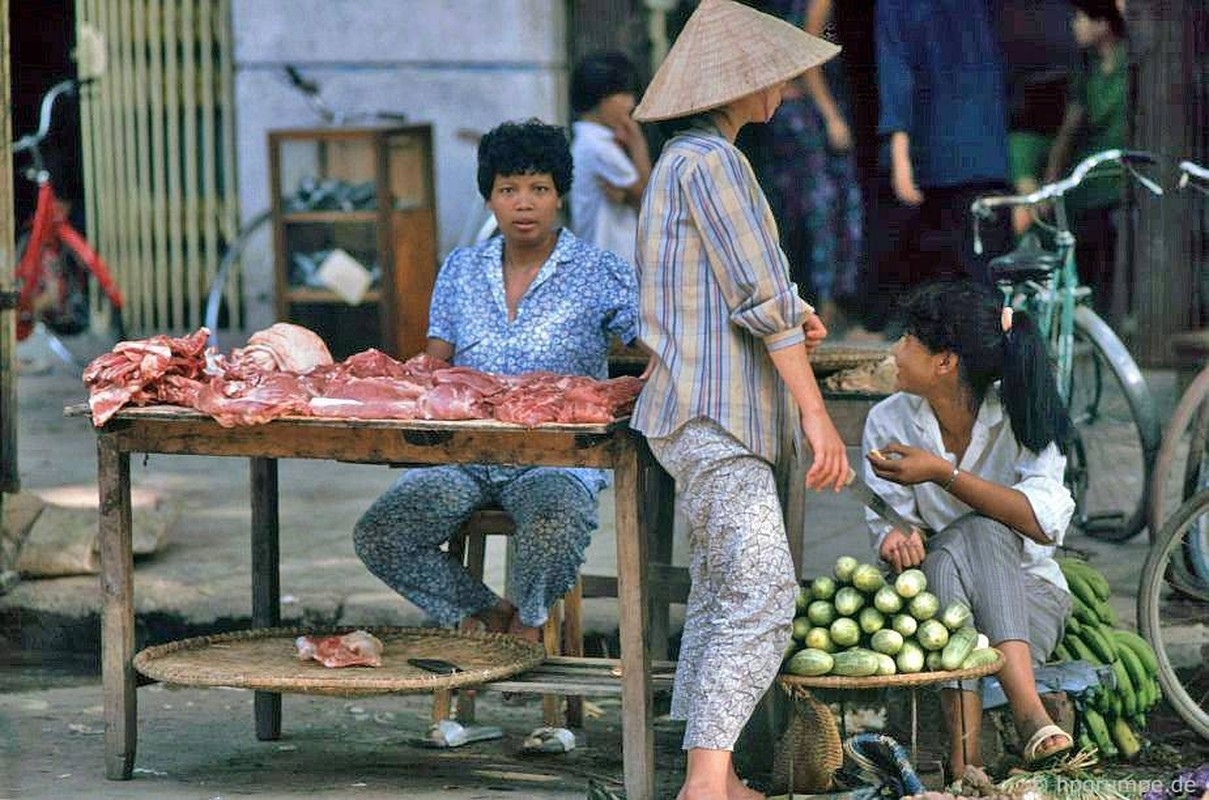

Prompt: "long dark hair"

[900,280,1073,454]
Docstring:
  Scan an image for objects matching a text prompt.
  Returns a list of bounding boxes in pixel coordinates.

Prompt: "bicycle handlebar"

[1179,161,1209,183]
[12,79,78,154]
[280,65,407,126]
[970,149,1162,218]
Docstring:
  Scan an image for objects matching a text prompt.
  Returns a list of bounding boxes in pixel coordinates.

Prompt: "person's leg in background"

[829,143,866,333]
[1073,205,1120,326]
[950,182,1014,285]
[915,182,1012,288]
[868,177,923,335]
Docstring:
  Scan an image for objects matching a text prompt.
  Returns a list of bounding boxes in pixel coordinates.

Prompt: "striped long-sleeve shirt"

[631,122,814,465]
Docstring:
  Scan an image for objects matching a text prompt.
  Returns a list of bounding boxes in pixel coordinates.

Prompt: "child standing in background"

[569,51,651,266]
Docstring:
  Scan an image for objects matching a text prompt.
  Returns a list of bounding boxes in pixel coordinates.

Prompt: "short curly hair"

[476,119,573,200]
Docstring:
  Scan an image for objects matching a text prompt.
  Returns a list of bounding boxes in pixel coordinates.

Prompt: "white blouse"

[861,388,1074,590]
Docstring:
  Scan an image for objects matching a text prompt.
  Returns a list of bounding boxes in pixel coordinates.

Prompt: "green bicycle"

[970,148,1164,542]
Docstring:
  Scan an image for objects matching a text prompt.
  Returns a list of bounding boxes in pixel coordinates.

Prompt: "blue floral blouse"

[428,228,638,379]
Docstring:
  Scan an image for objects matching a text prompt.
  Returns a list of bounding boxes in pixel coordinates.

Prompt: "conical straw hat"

[634,0,840,123]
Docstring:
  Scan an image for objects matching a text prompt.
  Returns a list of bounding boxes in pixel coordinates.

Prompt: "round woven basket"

[133,626,546,696]
[777,649,1004,690]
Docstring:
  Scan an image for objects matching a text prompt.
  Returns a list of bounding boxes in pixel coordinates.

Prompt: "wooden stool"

[431,507,585,729]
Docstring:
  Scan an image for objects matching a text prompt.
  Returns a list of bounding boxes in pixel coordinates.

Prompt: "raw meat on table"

[83,324,645,428]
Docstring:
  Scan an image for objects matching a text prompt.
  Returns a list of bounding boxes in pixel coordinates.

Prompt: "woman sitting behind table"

[861,280,1075,775]
[353,119,637,646]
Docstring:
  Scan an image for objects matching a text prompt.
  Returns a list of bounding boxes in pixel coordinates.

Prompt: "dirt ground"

[3,659,1207,800]
[0,668,689,799]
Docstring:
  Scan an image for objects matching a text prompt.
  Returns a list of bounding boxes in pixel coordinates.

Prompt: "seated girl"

[861,279,1076,775]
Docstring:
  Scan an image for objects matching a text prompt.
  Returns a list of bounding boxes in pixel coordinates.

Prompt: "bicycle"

[1148,160,1209,540]
[1134,159,1209,742]
[12,79,125,352]
[1138,485,1209,740]
[970,148,1164,542]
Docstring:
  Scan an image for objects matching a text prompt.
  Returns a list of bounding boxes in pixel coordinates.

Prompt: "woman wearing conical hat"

[630,1,850,797]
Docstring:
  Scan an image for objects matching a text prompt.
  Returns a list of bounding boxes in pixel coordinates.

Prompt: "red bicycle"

[12,79,123,343]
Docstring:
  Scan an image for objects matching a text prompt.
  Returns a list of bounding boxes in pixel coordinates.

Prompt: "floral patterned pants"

[353,465,598,628]
[647,418,798,751]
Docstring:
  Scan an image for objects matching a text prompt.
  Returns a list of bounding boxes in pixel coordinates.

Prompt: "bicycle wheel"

[1150,365,1209,529]
[1065,305,1161,541]
[1138,488,1209,740]
[1181,412,1209,583]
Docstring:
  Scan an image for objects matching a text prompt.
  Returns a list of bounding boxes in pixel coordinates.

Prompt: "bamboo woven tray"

[777,649,1004,690]
[133,626,546,696]
[808,343,892,374]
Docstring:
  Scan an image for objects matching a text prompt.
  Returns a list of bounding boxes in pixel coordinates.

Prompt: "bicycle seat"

[988,232,1063,284]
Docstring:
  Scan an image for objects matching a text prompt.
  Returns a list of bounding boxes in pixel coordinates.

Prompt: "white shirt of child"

[570,120,640,266]
[862,388,1074,591]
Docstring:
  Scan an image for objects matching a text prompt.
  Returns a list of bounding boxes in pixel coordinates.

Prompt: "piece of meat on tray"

[295,630,384,668]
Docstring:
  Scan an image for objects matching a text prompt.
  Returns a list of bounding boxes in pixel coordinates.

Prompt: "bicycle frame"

[975,148,1158,403]
[997,207,1083,405]
[15,179,124,341]
[13,78,124,342]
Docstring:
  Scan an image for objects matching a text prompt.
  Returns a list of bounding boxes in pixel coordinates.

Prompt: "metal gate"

[75,0,240,336]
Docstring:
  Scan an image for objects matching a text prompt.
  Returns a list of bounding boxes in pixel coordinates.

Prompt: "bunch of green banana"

[1048,557,1161,761]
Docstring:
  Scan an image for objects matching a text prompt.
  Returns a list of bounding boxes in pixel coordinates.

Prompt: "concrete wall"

[232,0,567,330]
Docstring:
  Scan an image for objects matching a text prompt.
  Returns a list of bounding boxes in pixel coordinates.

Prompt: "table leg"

[251,456,281,740]
[645,456,675,661]
[98,436,135,779]
[615,435,654,800]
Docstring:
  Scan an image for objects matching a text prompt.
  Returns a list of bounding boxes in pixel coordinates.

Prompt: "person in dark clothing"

[1045,0,1128,323]
[868,0,1013,333]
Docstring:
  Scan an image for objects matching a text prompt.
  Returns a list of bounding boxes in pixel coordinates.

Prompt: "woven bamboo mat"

[133,626,546,696]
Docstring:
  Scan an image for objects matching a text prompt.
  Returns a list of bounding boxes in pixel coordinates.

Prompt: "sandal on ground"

[419,719,503,748]
[1022,723,1073,766]
[521,725,577,754]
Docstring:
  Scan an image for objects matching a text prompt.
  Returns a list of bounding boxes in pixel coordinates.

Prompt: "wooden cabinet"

[269,125,437,359]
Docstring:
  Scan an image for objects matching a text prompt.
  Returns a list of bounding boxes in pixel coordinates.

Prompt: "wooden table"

[81,406,671,800]
[80,387,883,798]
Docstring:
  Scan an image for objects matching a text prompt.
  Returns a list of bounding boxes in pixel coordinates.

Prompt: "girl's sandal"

[1022,724,1074,767]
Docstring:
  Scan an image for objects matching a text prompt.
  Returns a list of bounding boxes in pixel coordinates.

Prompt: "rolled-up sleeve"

[682,148,811,348]
[1013,443,1075,545]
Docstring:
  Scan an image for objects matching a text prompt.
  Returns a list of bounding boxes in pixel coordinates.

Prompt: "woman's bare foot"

[506,610,543,644]
[727,769,764,800]
[470,601,515,634]
[676,753,763,800]
[675,784,727,800]
[674,776,761,800]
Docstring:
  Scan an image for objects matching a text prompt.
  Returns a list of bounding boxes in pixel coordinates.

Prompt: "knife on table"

[844,467,921,536]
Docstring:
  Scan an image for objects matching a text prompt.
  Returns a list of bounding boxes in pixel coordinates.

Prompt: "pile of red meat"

[83,323,644,429]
